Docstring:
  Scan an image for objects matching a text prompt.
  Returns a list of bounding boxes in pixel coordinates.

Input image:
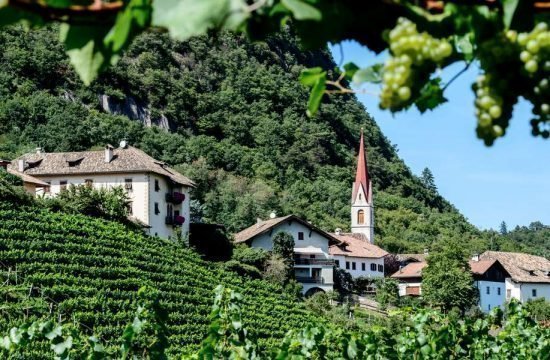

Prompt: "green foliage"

[0,172,33,205]
[525,298,550,322]
[223,260,263,280]
[333,268,354,298]
[43,184,131,223]
[272,231,294,261]
[0,200,317,357]
[375,278,400,310]
[0,168,22,186]
[231,244,269,270]
[422,239,478,313]
[4,286,549,359]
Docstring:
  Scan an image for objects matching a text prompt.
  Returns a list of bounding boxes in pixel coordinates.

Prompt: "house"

[391,257,511,313]
[470,255,510,312]
[234,214,341,295]
[0,159,50,193]
[391,261,426,296]
[9,142,195,239]
[480,251,550,303]
[327,129,388,279]
[396,252,428,267]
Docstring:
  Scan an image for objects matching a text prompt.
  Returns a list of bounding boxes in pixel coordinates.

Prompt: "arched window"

[357,209,365,224]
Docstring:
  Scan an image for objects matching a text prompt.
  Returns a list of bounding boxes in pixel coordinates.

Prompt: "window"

[532,289,537,297]
[167,204,173,217]
[358,193,362,201]
[370,263,376,271]
[154,179,160,192]
[378,264,384,272]
[127,202,133,215]
[298,232,304,240]
[310,254,315,259]
[488,304,491,311]
[497,287,501,296]
[362,263,366,271]
[352,262,356,270]
[84,179,93,187]
[486,286,490,295]
[174,210,180,217]
[125,178,133,191]
[154,203,160,215]
[60,180,67,191]
[507,289,511,299]
[335,260,340,268]
[346,261,350,270]
[357,209,365,224]
[45,182,51,194]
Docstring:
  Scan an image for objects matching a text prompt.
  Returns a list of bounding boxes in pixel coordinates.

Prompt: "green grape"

[525,60,538,73]
[380,17,453,111]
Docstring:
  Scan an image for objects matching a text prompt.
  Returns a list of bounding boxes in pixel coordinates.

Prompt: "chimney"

[335,228,342,236]
[105,145,114,163]
[18,159,25,172]
[472,253,479,262]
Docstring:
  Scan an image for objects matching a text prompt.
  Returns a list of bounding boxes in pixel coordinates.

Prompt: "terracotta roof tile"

[391,262,427,279]
[329,233,388,259]
[480,251,550,283]
[6,168,50,186]
[9,146,194,187]
[468,259,498,275]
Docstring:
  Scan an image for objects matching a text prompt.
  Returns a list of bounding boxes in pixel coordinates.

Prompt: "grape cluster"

[512,22,550,137]
[472,74,511,143]
[380,18,453,110]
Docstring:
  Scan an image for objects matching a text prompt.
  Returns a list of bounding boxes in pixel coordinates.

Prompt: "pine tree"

[420,167,437,192]
[500,221,508,235]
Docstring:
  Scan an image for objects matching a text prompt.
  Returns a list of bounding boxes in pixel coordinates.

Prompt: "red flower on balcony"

[172,192,185,204]
[174,215,185,225]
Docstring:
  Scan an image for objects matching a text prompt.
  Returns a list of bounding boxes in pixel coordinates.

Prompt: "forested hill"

[0,25,522,254]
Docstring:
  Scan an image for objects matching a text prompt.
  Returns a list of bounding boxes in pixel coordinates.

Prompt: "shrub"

[223,260,262,279]
[263,254,289,285]
[231,244,269,270]
[375,278,400,310]
[525,298,550,322]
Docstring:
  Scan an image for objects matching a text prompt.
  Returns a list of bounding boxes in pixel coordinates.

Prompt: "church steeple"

[350,129,374,243]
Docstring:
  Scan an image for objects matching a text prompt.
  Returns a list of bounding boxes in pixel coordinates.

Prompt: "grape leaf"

[454,34,474,62]
[343,62,359,80]
[415,78,447,113]
[152,0,247,41]
[352,64,383,85]
[281,0,322,21]
[501,0,533,31]
[299,67,323,86]
[306,71,326,117]
[60,24,111,85]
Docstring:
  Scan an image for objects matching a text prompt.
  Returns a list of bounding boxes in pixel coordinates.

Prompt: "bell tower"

[351,129,374,243]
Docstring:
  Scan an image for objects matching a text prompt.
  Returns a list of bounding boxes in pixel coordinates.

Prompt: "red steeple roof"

[352,129,370,202]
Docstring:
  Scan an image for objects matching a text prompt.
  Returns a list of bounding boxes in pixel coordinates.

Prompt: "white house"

[391,261,426,296]
[234,214,341,295]
[9,142,195,239]
[480,251,550,303]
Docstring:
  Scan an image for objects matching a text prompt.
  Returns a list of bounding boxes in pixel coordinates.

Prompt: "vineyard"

[0,200,317,358]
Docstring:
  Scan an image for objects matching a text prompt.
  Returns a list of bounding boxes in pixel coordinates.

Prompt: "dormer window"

[67,157,84,167]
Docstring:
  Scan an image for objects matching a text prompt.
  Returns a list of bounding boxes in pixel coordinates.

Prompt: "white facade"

[250,220,334,293]
[331,255,384,278]
[397,282,422,296]
[37,172,190,240]
[475,280,506,313]
[350,182,374,243]
[505,279,550,303]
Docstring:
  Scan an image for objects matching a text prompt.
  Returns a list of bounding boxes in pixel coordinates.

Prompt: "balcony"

[296,276,324,284]
[165,192,185,204]
[294,258,335,266]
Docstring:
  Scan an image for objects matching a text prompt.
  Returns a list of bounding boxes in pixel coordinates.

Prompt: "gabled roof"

[329,233,388,259]
[9,146,194,187]
[480,251,550,284]
[396,253,427,263]
[469,259,499,275]
[234,215,342,245]
[352,129,370,203]
[391,262,427,279]
[6,168,50,187]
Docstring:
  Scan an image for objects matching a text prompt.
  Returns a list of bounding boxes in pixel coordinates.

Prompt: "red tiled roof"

[351,129,370,203]
[329,232,388,259]
[468,259,497,275]
[391,262,427,279]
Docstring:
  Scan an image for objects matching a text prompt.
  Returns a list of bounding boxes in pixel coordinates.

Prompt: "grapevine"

[380,17,453,111]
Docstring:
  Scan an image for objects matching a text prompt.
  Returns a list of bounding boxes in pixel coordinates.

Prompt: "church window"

[358,193,362,200]
[357,210,365,224]
[298,232,304,240]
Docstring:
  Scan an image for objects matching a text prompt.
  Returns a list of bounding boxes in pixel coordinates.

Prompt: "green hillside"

[0,25,530,254]
[0,197,315,357]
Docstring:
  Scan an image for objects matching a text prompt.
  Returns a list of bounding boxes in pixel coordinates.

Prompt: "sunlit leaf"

[281,0,321,21]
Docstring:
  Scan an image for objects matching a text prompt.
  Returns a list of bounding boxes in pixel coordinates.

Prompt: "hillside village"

[4,129,548,313]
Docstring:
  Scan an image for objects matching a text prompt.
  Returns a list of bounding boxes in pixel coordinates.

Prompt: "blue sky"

[330,41,550,231]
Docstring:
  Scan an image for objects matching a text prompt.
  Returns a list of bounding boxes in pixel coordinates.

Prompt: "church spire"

[352,128,370,203]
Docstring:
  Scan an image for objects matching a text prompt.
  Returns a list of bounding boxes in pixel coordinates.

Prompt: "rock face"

[99,94,173,131]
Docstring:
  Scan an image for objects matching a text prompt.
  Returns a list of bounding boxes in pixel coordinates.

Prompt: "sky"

[329,41,550,231]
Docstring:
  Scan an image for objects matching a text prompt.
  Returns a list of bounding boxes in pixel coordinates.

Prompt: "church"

[234,130,388,294]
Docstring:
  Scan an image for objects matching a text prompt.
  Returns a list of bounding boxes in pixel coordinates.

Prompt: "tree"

[420,167,437,192]
[1,1,548,144]
[272,231,295,262]
[375,278,400,310]
[333,268,354,298]
[422,238,478,313]
[500,221,508,235]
